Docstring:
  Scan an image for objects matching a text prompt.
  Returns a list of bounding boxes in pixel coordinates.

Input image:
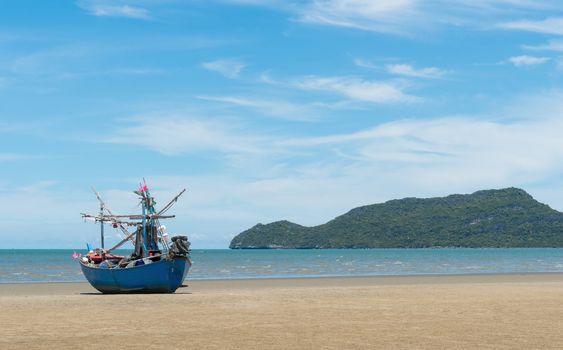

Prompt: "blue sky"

[2,0,563,248]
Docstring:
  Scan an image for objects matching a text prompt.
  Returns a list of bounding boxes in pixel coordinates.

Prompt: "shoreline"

[2,270,563,283]
[2,272,563,296]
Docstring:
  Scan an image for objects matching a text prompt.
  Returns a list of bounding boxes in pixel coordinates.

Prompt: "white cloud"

[103,116,265,156]
[221,0,288,7]
[498,17,563,35]
[523,40,563,52]
[0,121,46,134]
[0,153,30,161]
[10,44,93,75]
[196,95,319,121]
[293,76,419,104]
[298,0,419,35]
[221,0,291,8]
[507,55,550,67]
[6,36,224,82]
[385,63,446,79]
[78,3,151,19]
[353,58,378,69]
[122,104,563,246]
[280,114,563,192]
[354,59,446,79]
[258,71,276,84]
[103,68,165,75]
[294,0,563,35]
[9,93,563,248]
[7,100,563,248]
[0,181,98,248]
[202,59,246,79]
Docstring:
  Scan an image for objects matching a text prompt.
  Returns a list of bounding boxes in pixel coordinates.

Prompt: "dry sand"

[1,274,562,349]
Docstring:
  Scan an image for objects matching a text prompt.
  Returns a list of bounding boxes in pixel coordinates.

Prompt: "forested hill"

[229,188,563,249]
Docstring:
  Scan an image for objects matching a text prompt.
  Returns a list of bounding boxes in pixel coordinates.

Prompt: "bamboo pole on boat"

[96,214,175,219]
[157,189,186,216]
[107,230,137,252]
[154,189,185,251]
[91,187,135,246]
[100,201,104,249]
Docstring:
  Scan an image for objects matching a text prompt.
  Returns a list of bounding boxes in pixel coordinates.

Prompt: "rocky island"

[229,188,563,248]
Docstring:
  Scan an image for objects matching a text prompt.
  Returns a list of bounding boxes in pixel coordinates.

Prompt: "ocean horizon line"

[2,248,563,284]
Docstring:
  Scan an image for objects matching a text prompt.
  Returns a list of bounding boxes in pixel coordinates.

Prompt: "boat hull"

[80,257,190,294]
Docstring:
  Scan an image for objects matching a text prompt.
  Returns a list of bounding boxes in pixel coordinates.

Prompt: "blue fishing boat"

[79,181,192,293]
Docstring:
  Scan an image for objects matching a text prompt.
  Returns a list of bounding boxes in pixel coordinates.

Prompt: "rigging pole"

[92,187,134,246]
[142,195,148,256]
[156,189,186,216]
[100,201,105,249]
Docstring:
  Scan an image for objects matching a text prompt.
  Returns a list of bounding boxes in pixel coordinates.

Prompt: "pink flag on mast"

[138,178,148,193]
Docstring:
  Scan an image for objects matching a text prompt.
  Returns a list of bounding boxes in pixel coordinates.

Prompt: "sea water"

[1,248,563,283]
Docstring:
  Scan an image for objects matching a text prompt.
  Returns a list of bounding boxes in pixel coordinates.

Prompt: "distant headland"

[229,188,563,249]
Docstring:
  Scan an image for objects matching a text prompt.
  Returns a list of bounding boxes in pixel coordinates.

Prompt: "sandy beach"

[1,274,562,349]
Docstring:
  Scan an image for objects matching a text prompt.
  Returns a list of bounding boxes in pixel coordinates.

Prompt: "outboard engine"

[170,235,190,257]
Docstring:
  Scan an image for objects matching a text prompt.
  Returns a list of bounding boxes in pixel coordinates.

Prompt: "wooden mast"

[100,201,105,249]
[91,187,135,246]
[142,194,147,256]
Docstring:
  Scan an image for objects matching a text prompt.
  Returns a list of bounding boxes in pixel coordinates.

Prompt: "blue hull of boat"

[80,257,190,294]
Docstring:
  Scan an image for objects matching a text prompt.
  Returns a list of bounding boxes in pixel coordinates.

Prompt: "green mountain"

[229,188,563,249]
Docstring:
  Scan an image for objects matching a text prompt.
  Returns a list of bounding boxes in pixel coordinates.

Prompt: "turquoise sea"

[2,248,563,283]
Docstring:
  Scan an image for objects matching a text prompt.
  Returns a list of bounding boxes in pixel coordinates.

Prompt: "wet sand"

[1,274,562,349]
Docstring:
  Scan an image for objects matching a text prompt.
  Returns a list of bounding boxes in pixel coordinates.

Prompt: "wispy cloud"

[11,93,563,248]
[353,58,378,69]
[103,68,165,75]
[196,95,319,121]
[297,0,419,35]
[354,59,446,79]
[385,63,446,79]
[0,152,58,162]
[77,2,151,19]
[523,40,563,52]
[0,121,51,136]
[294,0,563,35]
[104,116,264,156]
[293,76,419,104]
[5,36,227,82]
[124,94,563,244]
[0,153,32,162]
[6,43,164,78]
[202,59,246,79]
[498,17,563,35]
[0,180,99,248]
[507,55,550,67]
[223,0,287,4]
[281,114,563,188]
[9,44,93,76]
